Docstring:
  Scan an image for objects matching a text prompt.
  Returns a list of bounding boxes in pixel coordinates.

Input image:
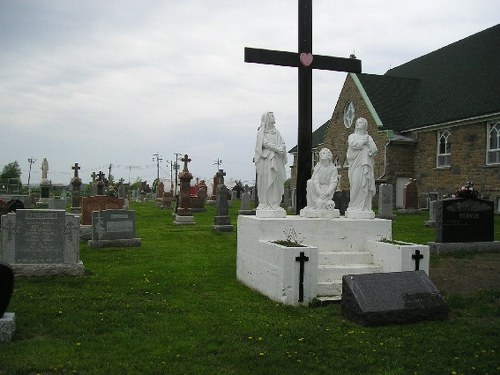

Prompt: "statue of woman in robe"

[346,118,378,214]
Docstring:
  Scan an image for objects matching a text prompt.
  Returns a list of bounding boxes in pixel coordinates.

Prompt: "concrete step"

[317,264,383,283]
[318,251,373,265]
[317,280,342,297]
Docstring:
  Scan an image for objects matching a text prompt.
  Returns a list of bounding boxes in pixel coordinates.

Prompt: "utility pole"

[108,164,112,183]
[27,157,36,192]
[152,152,162,182]
[173,153,182,194]
[213,158,222,170]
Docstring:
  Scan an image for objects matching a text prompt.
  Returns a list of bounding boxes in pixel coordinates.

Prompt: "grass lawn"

[1,202,499,375]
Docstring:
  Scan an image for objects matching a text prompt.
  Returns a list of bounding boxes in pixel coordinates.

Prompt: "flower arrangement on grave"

[444,181,482,200]
[273,227,306,247]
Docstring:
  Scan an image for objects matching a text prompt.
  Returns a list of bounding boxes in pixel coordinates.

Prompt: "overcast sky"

[1,0,498,187]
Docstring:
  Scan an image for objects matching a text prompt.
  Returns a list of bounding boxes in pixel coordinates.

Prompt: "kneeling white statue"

[300,148,340,219]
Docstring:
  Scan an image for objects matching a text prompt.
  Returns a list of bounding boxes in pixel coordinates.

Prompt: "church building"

[290,24,500,212]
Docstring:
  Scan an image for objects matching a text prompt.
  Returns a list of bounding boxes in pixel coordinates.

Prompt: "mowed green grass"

[1,203,498,375]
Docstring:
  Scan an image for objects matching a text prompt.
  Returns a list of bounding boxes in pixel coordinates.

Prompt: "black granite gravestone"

[7,199,24,212]
[0,199,8,217]
[0,262,14,318]
[341,271,450,326]
[333,191,350,216]
[435,199,494,242]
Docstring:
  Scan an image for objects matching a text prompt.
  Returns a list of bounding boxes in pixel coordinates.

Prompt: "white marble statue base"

[237,215,393,305]
[255,207,287,218]
[300,207,340,219]
[345,209,375,219]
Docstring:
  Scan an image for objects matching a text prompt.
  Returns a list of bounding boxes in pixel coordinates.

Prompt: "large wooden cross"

[245,0,361,213]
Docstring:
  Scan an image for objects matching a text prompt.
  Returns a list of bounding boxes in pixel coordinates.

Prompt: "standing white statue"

[41,158,49,182]
[300,148,340,218]
[254,112,287,217]
[346,117,378,219]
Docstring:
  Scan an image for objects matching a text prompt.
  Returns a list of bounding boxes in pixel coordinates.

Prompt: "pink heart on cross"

[300,52,313,67]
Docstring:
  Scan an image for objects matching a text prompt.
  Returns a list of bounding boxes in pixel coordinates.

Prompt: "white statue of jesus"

[254,112,287,217]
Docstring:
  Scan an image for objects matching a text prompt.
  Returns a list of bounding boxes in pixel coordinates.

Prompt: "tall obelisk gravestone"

[245,0,361,213]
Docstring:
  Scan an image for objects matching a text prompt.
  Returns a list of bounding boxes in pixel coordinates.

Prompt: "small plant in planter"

[273,227,305,247]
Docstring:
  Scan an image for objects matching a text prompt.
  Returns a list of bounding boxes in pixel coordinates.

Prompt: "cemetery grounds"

[0,202,498,375]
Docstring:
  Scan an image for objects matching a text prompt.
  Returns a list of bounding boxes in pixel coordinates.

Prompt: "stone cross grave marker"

[245,0,362,213]
[71,162,82,209]
[97,171,106,195]
[213,169,233,232]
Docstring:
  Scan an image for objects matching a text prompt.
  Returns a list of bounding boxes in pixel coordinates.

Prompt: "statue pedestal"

[345,209,375,219]
[255,207,286,218]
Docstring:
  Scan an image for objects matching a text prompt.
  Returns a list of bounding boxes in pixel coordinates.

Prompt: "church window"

[343,101,355,128]
[437,129,451,167]
[487,121,500,165]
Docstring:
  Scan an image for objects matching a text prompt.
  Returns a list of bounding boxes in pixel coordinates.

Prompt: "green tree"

[1,161,22,181]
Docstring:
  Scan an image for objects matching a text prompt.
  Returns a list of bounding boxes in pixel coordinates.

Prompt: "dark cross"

[91,172,97,182]
[72,162,80,178]
[181,154,191,172]
[412,250,424,271]
[216,169,226,185]
[97,171,105,182]
[245,0,362,213]
[295,251,310,303]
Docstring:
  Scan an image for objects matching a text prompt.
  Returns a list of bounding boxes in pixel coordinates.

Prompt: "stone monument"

[300,148,340,219]
[237,115,430,305]
[70,162,82,213]
[377,183,394,219]
[1,209,84,276]
[212,169,233,232]
[174,154,195,225]
[88,209,141,248]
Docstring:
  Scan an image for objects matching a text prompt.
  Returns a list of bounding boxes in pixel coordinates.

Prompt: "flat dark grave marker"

[341,271,450,326]
[0,262,14,317]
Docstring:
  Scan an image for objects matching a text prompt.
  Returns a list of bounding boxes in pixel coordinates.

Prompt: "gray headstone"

[1,209,83,276]
[341,271,450,326]
[88,209,141,248]
[378,184,393,219]
[91,210,136,240]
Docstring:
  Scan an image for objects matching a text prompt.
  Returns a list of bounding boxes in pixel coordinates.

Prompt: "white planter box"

[236,240,318,306]
[366,239,430,274]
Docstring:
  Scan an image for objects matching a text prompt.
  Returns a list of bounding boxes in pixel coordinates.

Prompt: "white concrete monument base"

[0,313,16,343]
[237,214,430,304]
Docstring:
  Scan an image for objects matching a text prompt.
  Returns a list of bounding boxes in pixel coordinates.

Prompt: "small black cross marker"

[412,250,424,271]
[295,251,310,302]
